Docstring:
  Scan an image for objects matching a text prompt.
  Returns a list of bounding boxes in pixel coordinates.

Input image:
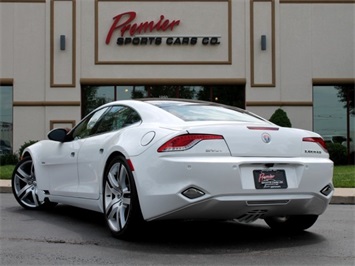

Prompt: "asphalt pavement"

[0,179,354,204]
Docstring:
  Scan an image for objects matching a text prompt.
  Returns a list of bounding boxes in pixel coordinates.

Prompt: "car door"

[76,105,141,199]
[47,107,109,197]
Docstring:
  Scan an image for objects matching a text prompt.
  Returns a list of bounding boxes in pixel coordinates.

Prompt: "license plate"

[253,170,288,189]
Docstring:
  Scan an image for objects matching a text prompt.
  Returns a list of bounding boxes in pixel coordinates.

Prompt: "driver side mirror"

[47,128,68,142]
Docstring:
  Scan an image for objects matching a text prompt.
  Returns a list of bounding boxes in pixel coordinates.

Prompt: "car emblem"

[261,133,271,143]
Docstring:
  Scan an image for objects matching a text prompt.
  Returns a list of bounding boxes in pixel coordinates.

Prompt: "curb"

[0,180,11,193]
[330,196,355,205]
[0,180,354,204]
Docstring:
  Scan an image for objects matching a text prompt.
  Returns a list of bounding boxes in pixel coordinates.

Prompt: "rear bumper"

[131,156,334,221]
[149,192,333,221]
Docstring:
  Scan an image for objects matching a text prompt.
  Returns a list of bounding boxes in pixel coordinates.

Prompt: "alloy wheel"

[104,160,132,233]
[12,157,42,209]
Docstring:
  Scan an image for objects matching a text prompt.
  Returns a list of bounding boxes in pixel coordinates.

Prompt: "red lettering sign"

[106,11,181,44]
[258,173,276,183]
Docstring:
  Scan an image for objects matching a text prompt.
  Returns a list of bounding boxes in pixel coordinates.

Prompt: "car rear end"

[131,100,334,225]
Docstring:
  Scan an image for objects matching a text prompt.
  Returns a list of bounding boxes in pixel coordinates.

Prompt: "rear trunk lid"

[186,122,306,157]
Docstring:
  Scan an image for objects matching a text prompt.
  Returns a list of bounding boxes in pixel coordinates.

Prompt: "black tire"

[264,215,319,232]
[12,156,57,210]
[103,155,143,239]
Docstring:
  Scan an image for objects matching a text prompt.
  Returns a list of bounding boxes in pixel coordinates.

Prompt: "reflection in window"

[95,106,141,134]
[313,85,355,163]
[153,103,264,122]
[82,86,114,116]
[72,107,109,140]
[82,85,245,117]
[0,86,13,155]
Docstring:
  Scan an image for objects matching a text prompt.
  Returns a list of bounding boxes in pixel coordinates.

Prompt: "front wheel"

[12,156,56,210]
[103,155,143,239]
[264,215,319,232]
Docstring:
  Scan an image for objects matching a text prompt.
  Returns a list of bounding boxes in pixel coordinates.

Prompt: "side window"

[95,106,141,134]
[72,107,108,140]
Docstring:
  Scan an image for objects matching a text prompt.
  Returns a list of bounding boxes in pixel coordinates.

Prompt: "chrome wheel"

[103,155,142,238]
[104,160,131,232]
[12,157,43,209]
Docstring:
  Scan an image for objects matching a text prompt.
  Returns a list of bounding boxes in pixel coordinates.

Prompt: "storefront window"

[82,85,245,116]
[313,85,355,164]
[0,86,13,155]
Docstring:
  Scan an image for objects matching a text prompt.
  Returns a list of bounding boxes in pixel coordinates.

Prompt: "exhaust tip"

[320,184,334,196]
[182,187,205,199]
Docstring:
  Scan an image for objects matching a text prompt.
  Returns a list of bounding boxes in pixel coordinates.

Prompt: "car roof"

[94,98,268,125]
[98,99,186,125]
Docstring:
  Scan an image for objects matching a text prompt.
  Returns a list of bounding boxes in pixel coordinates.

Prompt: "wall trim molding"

[312,78,355,85]
[0,0,45,3]
[250,0,276,87]
[80,78,247,85]
[280,0,355,4]
[50,120,76,130]
[50,0,76,87]
[13,101,80,107]
[0,79,13,85]
[94,0,232,65]
[247,101,313,107]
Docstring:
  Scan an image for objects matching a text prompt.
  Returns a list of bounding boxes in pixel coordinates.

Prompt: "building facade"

[0,0,354,156]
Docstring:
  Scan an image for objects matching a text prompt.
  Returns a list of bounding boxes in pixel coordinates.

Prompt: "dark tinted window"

[71,107,109,139]
[94,106,141,134]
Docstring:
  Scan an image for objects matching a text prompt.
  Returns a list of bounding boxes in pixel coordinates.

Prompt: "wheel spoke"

[118,166,128,188]
[31,189,40,206]
[16,168,31,183]
[106,196,120,215]
[106,182,116,195]
[18,184,33,201]
[119,204,127,228]
[107,200,124,231]
[108,167,119,189]
[122,189,131,206]
[107,200,120,220]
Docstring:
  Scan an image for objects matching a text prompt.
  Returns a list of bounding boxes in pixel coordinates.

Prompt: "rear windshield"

[149,101,266,122]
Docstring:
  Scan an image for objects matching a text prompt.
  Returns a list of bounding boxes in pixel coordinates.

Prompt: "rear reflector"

[127,159,135,171]
[303,137,328,152]
[158,134,223,152]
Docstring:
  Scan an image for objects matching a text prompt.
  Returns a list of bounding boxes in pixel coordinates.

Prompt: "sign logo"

[261,133,271,143]
[258,172,276,183]
[105,11,221,47]
[106,11,181,44]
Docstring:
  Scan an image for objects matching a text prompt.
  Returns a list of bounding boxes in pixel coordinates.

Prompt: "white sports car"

[12,99,334,238]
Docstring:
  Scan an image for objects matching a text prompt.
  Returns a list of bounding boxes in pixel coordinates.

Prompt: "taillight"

[158,134,223,152]
[303,137,328,153]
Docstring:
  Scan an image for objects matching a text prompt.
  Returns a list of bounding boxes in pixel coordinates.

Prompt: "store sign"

[96,0,230,64]
[105,11,220,47]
